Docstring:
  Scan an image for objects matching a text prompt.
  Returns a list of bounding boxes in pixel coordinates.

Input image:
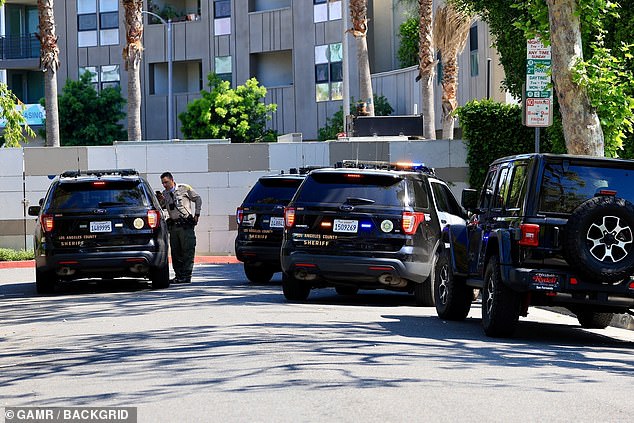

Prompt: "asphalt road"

[1,264,633,422]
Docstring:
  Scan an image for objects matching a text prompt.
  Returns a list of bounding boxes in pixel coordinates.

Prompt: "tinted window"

[479,165,498,209]
[506,163,528,211]
[243,178,302,205]
[50,180,147,210]
[494,166,510,209]
[540,162,634,213]
[297,173,407,207]
[432,182,462,216]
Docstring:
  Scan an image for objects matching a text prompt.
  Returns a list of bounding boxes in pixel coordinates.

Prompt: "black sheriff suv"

[235,171,306,283]
[280,160,467,303]
[28,169,170,294]
[436,153,634,337]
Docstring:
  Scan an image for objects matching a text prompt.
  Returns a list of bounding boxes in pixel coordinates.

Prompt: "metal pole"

[535,127,540,153]
[486,58,492,100]
[167,20,173,140]
[342,0,350,136]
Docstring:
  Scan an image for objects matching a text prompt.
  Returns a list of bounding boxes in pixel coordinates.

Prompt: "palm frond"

[433,3,473,60]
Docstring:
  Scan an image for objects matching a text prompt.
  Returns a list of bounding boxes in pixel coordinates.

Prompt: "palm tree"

[122,0,144,141]
[433,3,472,139]
[37,0,60,147]
[349,0,374,116]
[417,0,436,139]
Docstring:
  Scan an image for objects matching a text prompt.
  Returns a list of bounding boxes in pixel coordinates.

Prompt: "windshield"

[539,162,634,213]
[296,173,409,207]
[49,180,148,210]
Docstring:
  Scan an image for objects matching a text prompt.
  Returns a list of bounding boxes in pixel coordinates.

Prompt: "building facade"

[0,0,507,141]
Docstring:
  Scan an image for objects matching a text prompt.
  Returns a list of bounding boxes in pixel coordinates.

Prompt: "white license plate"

[90,221,112,233]
[270,217,285,228]
[333,219,358,233]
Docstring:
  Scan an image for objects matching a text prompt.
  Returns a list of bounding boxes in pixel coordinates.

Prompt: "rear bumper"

[235,241,281,266]
[36,249,168,279]
[281,249,428,289]
[502,265,634,308]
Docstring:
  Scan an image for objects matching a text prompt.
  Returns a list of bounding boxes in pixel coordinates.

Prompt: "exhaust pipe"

[56,267,76,276]
[130,264,149,273]
[378,273,407,288]
[294,269,317,281]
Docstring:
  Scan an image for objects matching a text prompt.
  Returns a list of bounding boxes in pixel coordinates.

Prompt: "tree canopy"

[179,73,277,143]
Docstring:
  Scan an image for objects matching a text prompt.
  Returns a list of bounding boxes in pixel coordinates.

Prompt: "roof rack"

[60,169,139,178]
[335,160,435,175]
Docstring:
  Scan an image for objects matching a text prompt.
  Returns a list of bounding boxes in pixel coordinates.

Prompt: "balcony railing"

[0,34,40,60]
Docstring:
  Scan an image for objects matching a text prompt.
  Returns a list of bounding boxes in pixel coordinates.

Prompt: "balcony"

[0,33,39,61]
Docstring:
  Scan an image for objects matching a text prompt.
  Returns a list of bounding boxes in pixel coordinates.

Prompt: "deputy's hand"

[194,215,199,224]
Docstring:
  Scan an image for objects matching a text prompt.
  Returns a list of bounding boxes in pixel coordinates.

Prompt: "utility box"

[277,133,303,143]
[351,115,425,138]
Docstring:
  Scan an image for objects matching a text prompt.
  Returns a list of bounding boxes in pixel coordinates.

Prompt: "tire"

[414,277,435,307]
[482,256,521,337]
[282,272,310,301]
[335,286,359,296]
[150,263,170,289]
[563,196,634,283]
[35,268,56,294]
[434,252,472,320]
[576,311,614,329]
[244,263,275,284]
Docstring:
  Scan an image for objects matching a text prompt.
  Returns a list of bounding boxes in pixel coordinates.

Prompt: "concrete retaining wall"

[0,139,469,254]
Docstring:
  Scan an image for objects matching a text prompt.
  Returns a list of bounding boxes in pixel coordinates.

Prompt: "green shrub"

[455,99,559,190]
[0,248,34,261]
[397,17,419,68]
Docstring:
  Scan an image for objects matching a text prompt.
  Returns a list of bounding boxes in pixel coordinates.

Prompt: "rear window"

[243,178,303,205]
[539,162,634,213]
[49,180,148,210]
[296,172,416,207]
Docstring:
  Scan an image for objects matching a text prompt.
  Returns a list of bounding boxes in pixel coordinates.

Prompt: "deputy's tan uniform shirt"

[162,183,202,221]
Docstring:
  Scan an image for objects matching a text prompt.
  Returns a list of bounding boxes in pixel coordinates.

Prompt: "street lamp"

[141,10,173,140]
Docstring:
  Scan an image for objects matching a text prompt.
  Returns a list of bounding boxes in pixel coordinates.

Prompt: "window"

[214,0,231,35]
[506,163,528,212]
[77,0,119,47]
[215,56,232,84]
[80,65,120,90]
[469,25,479,77]
[436,51,443,85]
[494,166,510,209]
[314,0,341,23]
[315,43,343,102]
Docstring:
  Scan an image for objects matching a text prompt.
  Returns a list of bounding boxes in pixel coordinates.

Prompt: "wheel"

[482,256,521,337]
[335,286,359,296]
[563,196,634,282]
[282,272,310,301]
[414,277,435,307]
[576,310,614,329]
[434,252,472,319]
[244,263,275,284]
[150,262,170,289]
[35,268,56,294]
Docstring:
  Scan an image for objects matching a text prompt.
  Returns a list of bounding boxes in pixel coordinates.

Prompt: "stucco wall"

[0,139,469,253]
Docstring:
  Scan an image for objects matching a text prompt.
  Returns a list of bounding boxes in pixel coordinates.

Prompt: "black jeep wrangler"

[280,160,467,304]
[436,153,634,337]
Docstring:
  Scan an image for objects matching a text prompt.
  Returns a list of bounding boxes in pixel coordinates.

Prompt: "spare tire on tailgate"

[563,196,634,283]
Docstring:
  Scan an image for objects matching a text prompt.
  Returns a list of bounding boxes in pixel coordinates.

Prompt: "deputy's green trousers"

[169,225,197,281]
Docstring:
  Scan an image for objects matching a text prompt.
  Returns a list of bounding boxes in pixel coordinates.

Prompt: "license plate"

[270,217,285,228]
[90,221,112,233]
[333,219,358,233]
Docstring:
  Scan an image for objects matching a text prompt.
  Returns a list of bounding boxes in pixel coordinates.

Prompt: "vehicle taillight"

[519,224,540,247]
[236,207,244,225]
[285,207,296,228]
[402,211,426,235]
[147,210,159,229]
[41,214,54,232]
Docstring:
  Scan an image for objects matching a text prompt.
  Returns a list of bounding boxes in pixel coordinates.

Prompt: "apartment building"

[0,0,506,141]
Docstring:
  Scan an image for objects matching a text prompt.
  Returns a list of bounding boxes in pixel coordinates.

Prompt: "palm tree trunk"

[349,0,374,116]
[418,0,435,139]
[123,0,144,141]
[546,0,604,156]
[37,0,60,147]
[441,58,458,139]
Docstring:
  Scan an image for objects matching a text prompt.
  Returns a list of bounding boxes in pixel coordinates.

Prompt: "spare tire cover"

[563,196,634,283]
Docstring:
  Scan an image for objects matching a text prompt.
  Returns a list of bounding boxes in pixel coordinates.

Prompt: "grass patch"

[0,248,34,261]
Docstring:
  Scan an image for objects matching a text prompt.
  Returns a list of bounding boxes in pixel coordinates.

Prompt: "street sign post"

[525,37,553,152]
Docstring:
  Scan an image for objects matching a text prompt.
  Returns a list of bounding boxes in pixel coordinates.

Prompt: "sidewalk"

[0,255,240,269]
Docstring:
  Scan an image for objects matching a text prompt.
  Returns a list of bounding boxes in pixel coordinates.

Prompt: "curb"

[0,256,240,269]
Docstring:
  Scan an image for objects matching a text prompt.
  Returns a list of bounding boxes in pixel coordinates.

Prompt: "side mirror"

[38,198,44,206]
[28,205,41,216]
[461,189,479,211]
